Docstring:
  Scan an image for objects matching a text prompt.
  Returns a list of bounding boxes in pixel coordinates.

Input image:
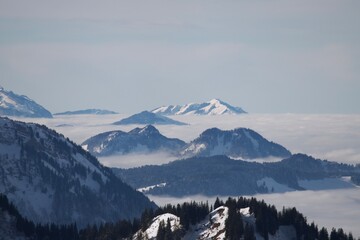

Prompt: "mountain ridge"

[151,98,246,115]
[181,127,291,159]
[0,117,155,227]
[54,109,117,115]
[114,153,360,197]
[0,87,52,118]
[82,125,186,156]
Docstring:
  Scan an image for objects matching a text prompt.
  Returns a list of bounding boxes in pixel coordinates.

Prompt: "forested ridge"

[0,193,357,240]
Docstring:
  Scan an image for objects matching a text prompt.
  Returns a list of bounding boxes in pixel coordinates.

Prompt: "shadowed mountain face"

[114,154,360,197]
[82,125,186,156]
[0,117,155,227]
[181,127,291,159]
[113,111,187,125]
[0,87,52,118]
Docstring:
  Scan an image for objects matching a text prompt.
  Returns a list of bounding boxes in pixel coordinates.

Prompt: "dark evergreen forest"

[0,194,357,240]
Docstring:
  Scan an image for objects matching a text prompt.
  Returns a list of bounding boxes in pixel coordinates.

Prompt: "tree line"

[0,193,357,240]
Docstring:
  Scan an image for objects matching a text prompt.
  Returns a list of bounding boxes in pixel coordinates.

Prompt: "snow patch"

[137,183,167,193]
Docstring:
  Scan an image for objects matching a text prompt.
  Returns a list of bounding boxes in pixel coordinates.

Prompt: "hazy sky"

[1,0,359,114]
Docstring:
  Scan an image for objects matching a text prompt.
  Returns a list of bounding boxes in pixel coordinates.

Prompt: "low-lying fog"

[24,113,360,166]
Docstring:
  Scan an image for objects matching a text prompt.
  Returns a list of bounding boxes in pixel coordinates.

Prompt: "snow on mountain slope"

[257,177,296,193]
[82,125,186,156]
[133,213,181,240]
[181,127,291,159]
[184,206,228,240]
[0,86,52,118]
[152,98,246,115]
[0,117,155,227]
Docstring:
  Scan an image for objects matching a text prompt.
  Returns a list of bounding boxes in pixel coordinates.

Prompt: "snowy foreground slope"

[152,98,246,115]
[183,206,229,240]
[0,86,52,118]
[0,117,155,227]
[136,206,297,240]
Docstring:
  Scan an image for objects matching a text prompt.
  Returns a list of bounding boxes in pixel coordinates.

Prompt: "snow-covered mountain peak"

[82,125,186,156]
[0,87,52,118]
[151,99,246,115]
[127,125,161,137]
[139,125,160,135]
[135,213,181,239]
[182,127,291,159]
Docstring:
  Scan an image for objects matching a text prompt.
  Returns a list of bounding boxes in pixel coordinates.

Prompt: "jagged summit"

[151,98,246,115]
[0,87,52,118]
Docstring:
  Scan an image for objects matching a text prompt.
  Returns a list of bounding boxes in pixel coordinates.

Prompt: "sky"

[1,0,360,114]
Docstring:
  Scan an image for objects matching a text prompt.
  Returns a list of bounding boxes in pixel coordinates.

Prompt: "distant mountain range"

[83,126,290,159]
[151,98,246,115]
[0,117,155,226]
[113,111,187,125]
[114,154,360,197]
[82,125,186,156]
[54,109,117,115]
[0,86,52,118]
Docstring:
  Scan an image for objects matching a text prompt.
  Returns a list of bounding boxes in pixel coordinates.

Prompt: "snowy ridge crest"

[152,98,246,115]
[0,87,52,118]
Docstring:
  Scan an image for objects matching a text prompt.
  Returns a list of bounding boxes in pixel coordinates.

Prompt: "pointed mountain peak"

[130,125,160,135]
[141,124,159,133]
